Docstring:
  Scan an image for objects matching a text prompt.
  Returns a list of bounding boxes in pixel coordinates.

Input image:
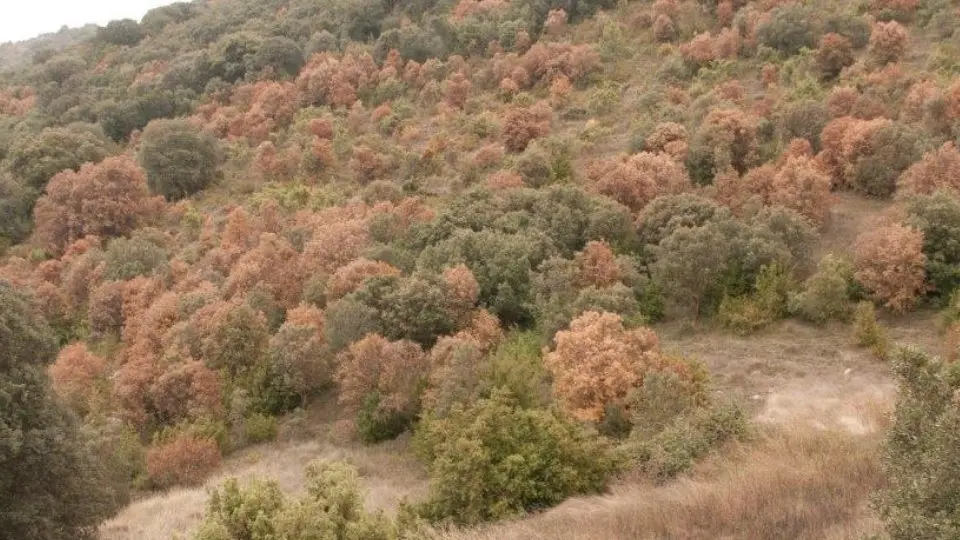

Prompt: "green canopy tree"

[0,281,118,539]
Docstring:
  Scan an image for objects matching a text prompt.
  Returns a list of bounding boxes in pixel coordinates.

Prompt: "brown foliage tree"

[897,142,960,196]
[869,21,909,65]
[444,72,472,109]
[145,434,221,489]
[88,280,125,337]
[149,360,223,425]
[645,122,689,162]
[334,333,427,416]
[853,222,926,312]
[816,33,855,80]
[768,155,834,226]
[327,258,401,301]
[545,311,663,422]
[269,304,330,401]
[502,103,553,152]
[300,220,371,277]
[48,343,107,415]
[223,233,303,309]
[586,151,692,214]
[575,241,621,287]
[33,156,163,253]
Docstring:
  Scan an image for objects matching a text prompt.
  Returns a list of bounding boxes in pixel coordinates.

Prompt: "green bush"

[415,389,619,525]
[905,191,960,299]
[243,413,278,444]
[717,263,792,335]
[102,235,169,281]
[876,348,960,539]
[486,331,549,409]
[790,254,855,323]
[193,460,419,540]
[624,402,747,482]
[824,13,871,48]
[852,301,889,359]
[138,118,219,201]
[850,123,923,198]
[755,4,819,56]
[356,392,412,444]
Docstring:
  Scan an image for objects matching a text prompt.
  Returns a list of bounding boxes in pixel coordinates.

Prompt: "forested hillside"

[2,0,960,538]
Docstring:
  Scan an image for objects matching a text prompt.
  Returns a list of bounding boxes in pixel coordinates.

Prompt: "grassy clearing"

[440,424,886,540]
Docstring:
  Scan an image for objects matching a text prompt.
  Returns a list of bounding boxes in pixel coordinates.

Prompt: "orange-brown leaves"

[0,86,36,116]
[223,233,303,308]
[150,360,223,425]
[301,219,371,277]
[145,434,221,489]
[327,258,401,301]
[869,21,909,65]
[816,33,855,79]
[585,151,692,214]
[768,155,834,226]
[545,311,662,422]
[444,72,472,109]
[502,102,553,152]
[576,241,621,287]
[442,264,481,306]
[645,122,689,162]
[48,343,107,415]
[897,142,960,196]
[853,221,926,312]
[34,156,163,254]
[334,334,428,415]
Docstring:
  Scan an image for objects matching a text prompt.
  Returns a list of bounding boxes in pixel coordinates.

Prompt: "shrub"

[853,222,926,312]
[138,119,219,201]
[5,124,114,190]
[790,254,855,323]
[193,460,407,540]
[626,402,747,481]
[877,348,960,539]
[545,311,664,422]
[778,100,830,151]
[688,108,758,183]
[868,21,909,65]
[717,263,792,335]
[33,156,162,253]
[415,390,618,525]
[145,434,221,489]
[824,13,871,49]
[755,3,819,56]
[852,301,889,359]
[243,413,278,444]
[653,15,677,43]
[267,305,330,403]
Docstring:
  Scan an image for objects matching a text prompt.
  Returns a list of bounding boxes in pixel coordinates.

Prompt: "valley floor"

[102,310,938,540]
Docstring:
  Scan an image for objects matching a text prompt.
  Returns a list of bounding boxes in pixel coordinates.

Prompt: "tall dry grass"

[100,435,428,540]
[441,426,886,540]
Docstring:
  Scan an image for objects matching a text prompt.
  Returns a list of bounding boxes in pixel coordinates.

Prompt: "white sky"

[1,0,179,43]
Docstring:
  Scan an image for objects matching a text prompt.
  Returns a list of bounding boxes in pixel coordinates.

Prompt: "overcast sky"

[2,1,178,43]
